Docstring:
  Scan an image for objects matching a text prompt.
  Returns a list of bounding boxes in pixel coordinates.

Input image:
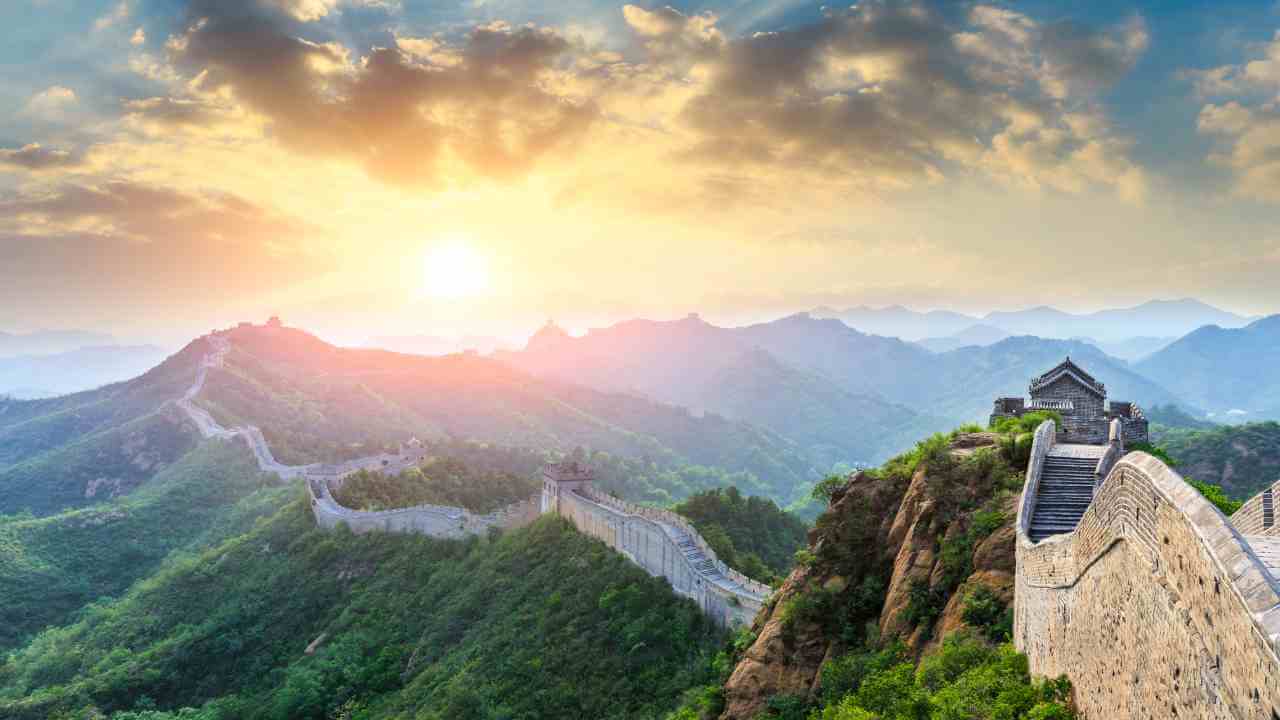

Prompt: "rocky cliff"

[719,432,1022,719]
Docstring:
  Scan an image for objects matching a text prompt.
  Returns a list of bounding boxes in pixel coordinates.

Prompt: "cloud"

[131,27,146,46]
[156,0,596,187]
[0,181,310,246]
[1188,31,1280,98]
[632,1,1147,198]
[0,181,327,317]
[22,86,78,120]
[1190,33,1280,201]
[1037,15,1148,98]
[0,144,83,171]
[94,1,129,31]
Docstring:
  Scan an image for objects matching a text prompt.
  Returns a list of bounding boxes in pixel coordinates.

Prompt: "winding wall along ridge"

[1015,419,1280,718]
[173,331,769,627]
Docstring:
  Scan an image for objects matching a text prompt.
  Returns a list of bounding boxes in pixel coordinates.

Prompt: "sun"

[424,239,490,299]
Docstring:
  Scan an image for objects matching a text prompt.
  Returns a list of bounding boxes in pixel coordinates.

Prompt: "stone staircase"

[1029,454,1098,542]
[673,530,720,576]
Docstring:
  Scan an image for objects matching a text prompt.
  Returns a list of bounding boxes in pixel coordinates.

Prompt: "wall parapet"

[579,488,773,598]
[1015,419,1058,544]
[1016,451,1280,716]
[1232,479,1280,537]
[557,487,769,627]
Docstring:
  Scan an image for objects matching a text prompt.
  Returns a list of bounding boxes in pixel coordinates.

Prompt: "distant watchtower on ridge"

[541,460,594,514]
[991,357,1148,445]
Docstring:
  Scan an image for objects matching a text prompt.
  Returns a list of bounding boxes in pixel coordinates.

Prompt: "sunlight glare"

[424,239,490,299]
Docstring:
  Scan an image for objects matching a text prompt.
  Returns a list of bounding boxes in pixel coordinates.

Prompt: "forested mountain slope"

[199,323,817,504]
[0,442,281,650]
[501,315,939,467]
[1155,421,1280,499]
[1137,314,1280,421]
[0,340,209,515]
[0,503,726,720]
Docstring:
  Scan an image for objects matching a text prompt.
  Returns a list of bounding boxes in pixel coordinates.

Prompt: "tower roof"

[1029,356,1105,397]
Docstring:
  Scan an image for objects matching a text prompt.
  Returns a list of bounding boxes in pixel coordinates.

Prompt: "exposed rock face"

[719,433,1018,720]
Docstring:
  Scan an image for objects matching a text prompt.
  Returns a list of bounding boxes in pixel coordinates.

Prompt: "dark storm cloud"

[0,144,83,171]
[165,0,597,187]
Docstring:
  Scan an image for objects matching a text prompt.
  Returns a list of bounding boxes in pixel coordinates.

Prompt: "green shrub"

[961,585,1013,642]
[990,411,1062,435]
[1128,441,1180,467]
[1187,477,1243,515]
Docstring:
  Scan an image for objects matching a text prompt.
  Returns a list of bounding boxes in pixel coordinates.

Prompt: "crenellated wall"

[176,330,769,628]
[305,476,542,539]
[553,485,767,628]
[1231,479,1280,537]
[1016,436,1280,717]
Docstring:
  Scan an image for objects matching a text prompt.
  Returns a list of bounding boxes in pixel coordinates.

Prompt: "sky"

[3,0,1280,346]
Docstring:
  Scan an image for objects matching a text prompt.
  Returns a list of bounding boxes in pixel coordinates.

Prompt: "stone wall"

[305,475,542,539]
[1015,449,1280,718]
[1015,419,1058,539]
[1231,480,1280,537]
[554,486,767,628]
[180,331,768,629]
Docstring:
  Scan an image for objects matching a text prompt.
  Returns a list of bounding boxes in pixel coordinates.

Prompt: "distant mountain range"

[0,345,171,398]
[500,312,1190,463]
[815,298,1253,343]
[0,330,116,357]
[1136,314,1280,421]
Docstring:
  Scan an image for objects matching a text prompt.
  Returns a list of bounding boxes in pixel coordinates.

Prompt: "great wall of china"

[175,332,768,628]
[178,327,1280,711]
[1016,418,1280,718]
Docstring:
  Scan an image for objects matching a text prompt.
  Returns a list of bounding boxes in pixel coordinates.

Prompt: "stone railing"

[1027,398,1074,411]
[1091,418,1124,496]
[580,488,773,598]
[1231,479,1280,537]
[1015,419,1058,543]
[1015,451,1280,717]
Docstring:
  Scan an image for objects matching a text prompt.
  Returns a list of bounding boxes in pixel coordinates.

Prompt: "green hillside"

[673,486,809,584]
[0,504,726,720]
[198,324,819,505]
[1154,421,1280,499]
[0,341,207,516]
[0,441,282,650]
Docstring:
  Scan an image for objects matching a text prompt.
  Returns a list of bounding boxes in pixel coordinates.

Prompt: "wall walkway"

[1015,420,1280,718]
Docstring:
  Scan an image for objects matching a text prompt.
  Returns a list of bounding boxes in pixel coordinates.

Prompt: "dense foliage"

[1128,442,1244,515]
[0,442,282,650]
[0,503,725,720]
[332,457,539,513]
[671,636,1073,720]
[1152,421,1280,499]
[672,487,809,583]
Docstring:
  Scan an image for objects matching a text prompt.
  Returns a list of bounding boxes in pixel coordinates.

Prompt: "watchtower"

[541,460,594,515]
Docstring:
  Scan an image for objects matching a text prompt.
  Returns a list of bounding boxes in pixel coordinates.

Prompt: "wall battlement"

[175,332,769,628]
[1016,421,1280,717]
